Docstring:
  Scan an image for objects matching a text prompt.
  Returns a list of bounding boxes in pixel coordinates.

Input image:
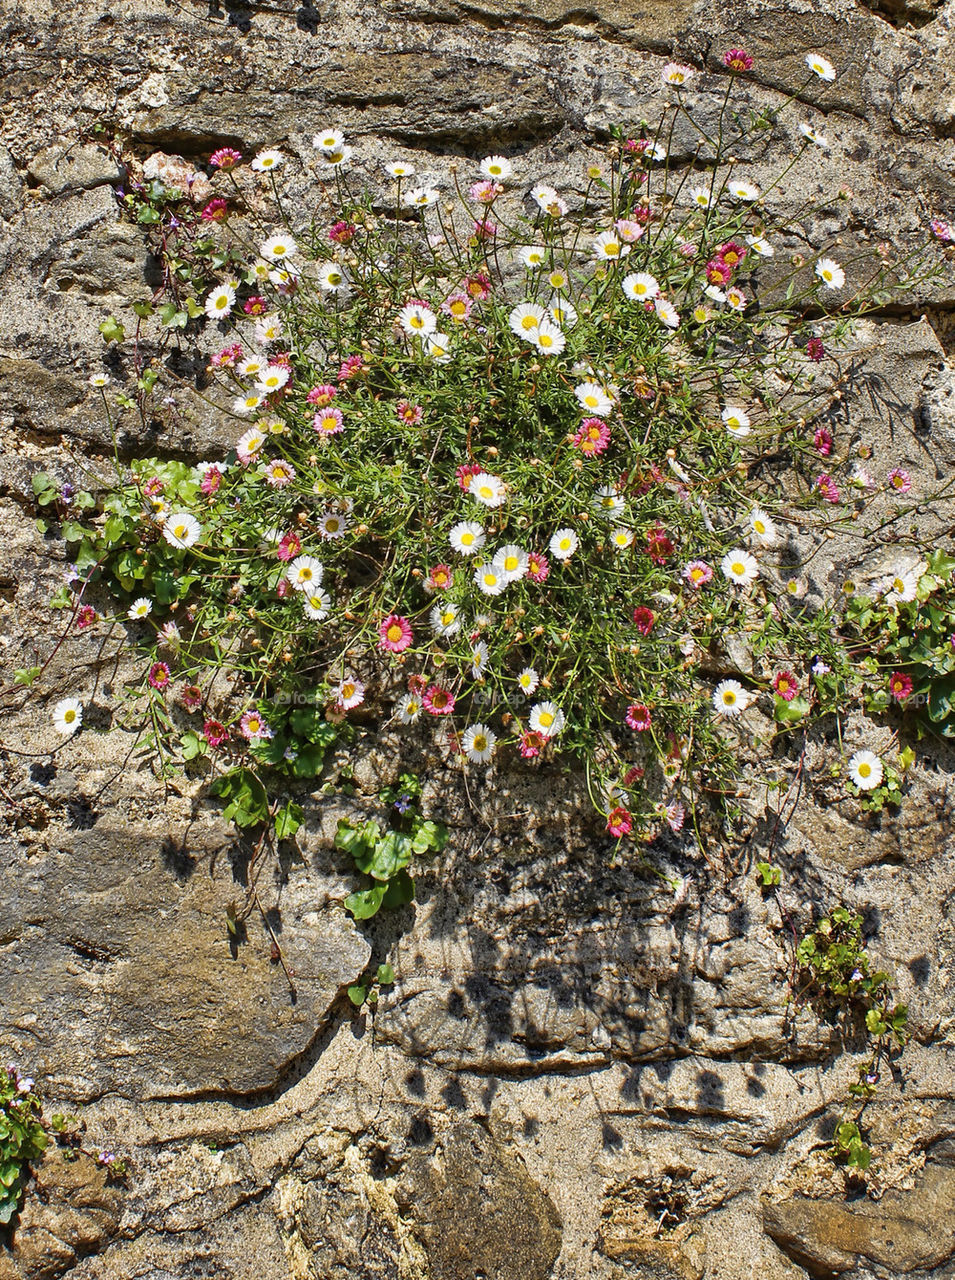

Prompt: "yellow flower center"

[64,709,76,723]
[387,624,403,642]
[539,711,554,728]
[342,684,355,700]
[723,692,737,706]
[858,762,871,778]
[732,562,745,576]
[521,315,538,331]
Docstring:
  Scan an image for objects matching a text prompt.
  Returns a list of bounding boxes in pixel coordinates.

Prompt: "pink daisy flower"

[645,524,674,563]
[441,292,473,324]
[626,703,652,731]
[328,221,356,244]
[239,709,271,740]
[76,604,97,630]
[573,418,611,456]
[633,606,656,636]
[201,197,228,222]
[211,343,243,368]
[888,671,913,701]
[148,662,171,691]
[773,670,799,701]
[314,407,344,436]
[264,459,296,487]
[816,474,841,503]
[181,684,202,711]
[705,259,732,286]
[722,48,753,71]
[527,551,550,583]
[396,400,424,425]
[716,241,747,268]
[807,337,825,362]
[276,532,303,562]
[683,560,713,589]
[426,564,453,593]
[469,180,503,204]
[465,272,492,301]
[209,147,242,170]
[307,383,337,406]
[143,476,164,497]
[379,614,414,654]
[472,218,497,241]
[456,462,483,492]
[332,677,365,710]
[813,427,833,456]
[887,468,911,493]
[607,807,633,838]
[338,354,366,383]
[423,684,455,716]
[203,719,229,747]
[519,730,546,759]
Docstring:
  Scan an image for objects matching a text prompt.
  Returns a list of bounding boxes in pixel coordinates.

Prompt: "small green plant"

[336,775,447,920]
[794,907,908,1171]
[0,1067,48,1224]
[348,962,396,1009]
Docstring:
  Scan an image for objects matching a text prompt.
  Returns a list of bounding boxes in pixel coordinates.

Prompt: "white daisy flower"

[882,569,921,605]
[712,679,750,716]
[398,694,422,724]
[254,315,284,345]
[128,597,152,620]
[474,562,507,595]
[705,284,727,304]
[721,549,759,587]
[246,258,273,283]
[430,601,461,638]
[385,160,415,178]
[480,155,512,182]
[463,723,497,763]
[237,354,267,379]
[89,372,111,387]
[426,331,452,362]
[549,528,579,559]
[729,179,760,202]
[748,507,778,547]
[815,258,845,289]
[470,640,489,679]
[549,300,577,329]
[321,146,352,168]
[725,287,747,312]
[493,544,529,582]
[318,510,348,539]
[799,123,830,148]
[52,697,83,736]
[722,406,751,438]
[546,267,569,292]
[592,486,624,520]
[848,750,883,791]
[593,230,630,261]
[806,53,836,82]
[610,527,634,550]
[450,521,486,555]
[332,677,364,710]
[746,235,775,257]
[520,245,547,268]
[654,298,680,328]
[313,128,345,153]
[316,263,350,293]
[302,587,331,621]
[233,393,264,417]
[236,427,266,462]
[251,149,284,172]
[517,667,539,695]
[529,701,565,737]
[259,232,297,262]
[403,187,440,208]
[688,185,712,208]
[622,272,660,302]
[256,365,290,395]
[508,302,547,340]
[532,320,566,356]
[287,555,324,591]
[469,472,506,508]
[204,283,236,320]
[575,382,613,417]
[661,63,694,86]
[530,183,568,217]
[163,512,201,549]
[398,302,437,337]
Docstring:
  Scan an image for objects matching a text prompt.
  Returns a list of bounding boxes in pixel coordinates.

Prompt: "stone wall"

[1,0,955,1276]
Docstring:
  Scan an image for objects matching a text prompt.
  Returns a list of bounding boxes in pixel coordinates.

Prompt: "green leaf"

[31,471,54,497]
[348,983,368,1006]
[274,802,304,840]
[13,667,41,687]
[755,861,781,887]
[335,820,378,861]
[98,316,126,344]
[928,675,955,725]
[774,694,810,726]
[381,869,415,910]
[344,885,387,919]
[179,731,206,761]
[132,301,155,319]
[364,831,413,881]
[290,743,327,777]
[376,963,395,985]
[927,548,955,579]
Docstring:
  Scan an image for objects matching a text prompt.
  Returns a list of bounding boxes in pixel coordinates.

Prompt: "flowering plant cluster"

[0,1066,47,1224]
[31,49,952,857]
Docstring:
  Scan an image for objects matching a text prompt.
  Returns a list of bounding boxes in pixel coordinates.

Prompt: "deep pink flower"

[888,671,913,701]
[380,614,414,654]
[426,564,453,593]
[807,337,825,362]
[527,551,550,583]
[465,272,492,301]
[211,343,243,368]
[705,259,733,286]
[645,524,674,563]
[716,240,747,269]
[338,354,366,383]
[313,407,344,436]
[396,400,424,425]
[181,684,202,711]
[887,468,911,493]
[209,147,242,170]
[76,604,97,630]
[328,220,356,244]
[239,709,271,740]
[813,427,833,456]
[243,295,267,316]
[203,718,229,747]
[633,607,655,636]
[456,462,483,492]
[722,48,753,72]
[607,806,633,838]
[773,670,799,701]
[143,476,164,497]
[307,383,337,407]
[816,473,841,503]
[276,578,290,599]
[626,703,652,731]
[931,217,954,243]
[201,197,228,222]
[519,730,545,759]
[573,418,611,456]
[276,532,303,563]
[423,685,455,716]
[200,467,222,496]
[148,662,171,692]
[472,218,498,241]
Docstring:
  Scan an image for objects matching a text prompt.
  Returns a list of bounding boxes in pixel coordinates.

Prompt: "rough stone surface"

[1,0,955,1276]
